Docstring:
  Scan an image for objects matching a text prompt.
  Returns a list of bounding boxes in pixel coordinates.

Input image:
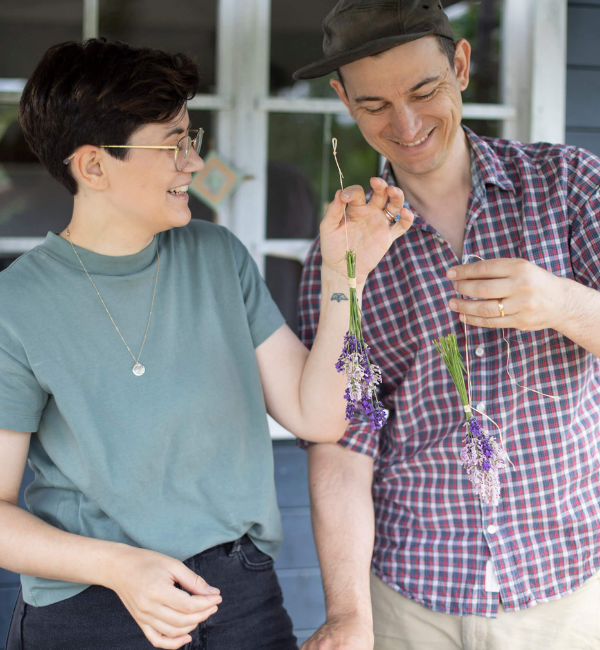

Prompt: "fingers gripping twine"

[459,254,560,468]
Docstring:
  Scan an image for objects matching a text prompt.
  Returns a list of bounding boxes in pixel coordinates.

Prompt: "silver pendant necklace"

[66,229,160,376]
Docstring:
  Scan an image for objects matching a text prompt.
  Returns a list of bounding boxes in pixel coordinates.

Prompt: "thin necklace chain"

[66,229,160,368]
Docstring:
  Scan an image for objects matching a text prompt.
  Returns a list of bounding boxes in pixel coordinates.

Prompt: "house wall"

[565,1,600,154]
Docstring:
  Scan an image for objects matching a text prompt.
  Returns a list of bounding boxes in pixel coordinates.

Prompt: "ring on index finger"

[383,208,396,225]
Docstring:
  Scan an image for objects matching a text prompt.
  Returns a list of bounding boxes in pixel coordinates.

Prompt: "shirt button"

[487,525,498,535]
[476,401,486,413]
[435,234,445,244]
[475,346,485,357]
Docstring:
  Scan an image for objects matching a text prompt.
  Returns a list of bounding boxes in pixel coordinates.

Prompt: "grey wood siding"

[0,442,321,649]
[566,2,600,156]
[273,442,324,645]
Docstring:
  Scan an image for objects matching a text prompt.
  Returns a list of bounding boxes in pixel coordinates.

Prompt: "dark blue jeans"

[6,536,298,650]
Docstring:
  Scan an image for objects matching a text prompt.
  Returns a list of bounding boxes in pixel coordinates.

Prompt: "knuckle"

[516,258,529,272]
[481,302,495,318]
[182,599,195,615]
[479,282,491,299]
[139,599,152,615]
[519,298,532,313]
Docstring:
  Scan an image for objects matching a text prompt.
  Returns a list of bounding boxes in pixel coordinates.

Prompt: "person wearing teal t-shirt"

[0,39,413,650]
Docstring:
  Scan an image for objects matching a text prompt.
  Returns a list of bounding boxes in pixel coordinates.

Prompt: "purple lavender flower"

[336,332,387,430]
[460,417,506,506]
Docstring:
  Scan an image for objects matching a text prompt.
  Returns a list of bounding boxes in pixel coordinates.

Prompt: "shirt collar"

[40,231,159,276]
[463,126,515,195]
[381,125,516,200]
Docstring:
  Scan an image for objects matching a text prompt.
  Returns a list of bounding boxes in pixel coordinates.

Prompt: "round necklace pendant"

[132,363,145,376]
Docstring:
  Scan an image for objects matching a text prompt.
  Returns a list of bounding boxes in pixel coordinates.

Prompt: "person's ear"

[453,39,471,92]
[69,146,110,191]
[330,77,355,119]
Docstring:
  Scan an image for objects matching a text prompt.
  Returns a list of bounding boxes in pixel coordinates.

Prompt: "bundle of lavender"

[335,249,387,430]
[432,333,506,506]
[332,138,387,431]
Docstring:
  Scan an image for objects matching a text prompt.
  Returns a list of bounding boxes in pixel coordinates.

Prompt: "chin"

[166,207,193,229]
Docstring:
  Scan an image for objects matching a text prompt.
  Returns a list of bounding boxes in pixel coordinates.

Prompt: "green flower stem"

[432,333,472,422]
[346,250,363,343]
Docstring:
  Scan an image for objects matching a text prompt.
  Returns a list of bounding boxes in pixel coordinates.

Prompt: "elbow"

[299,421,347,444]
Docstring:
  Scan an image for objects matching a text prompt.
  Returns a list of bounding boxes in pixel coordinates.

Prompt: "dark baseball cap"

[293,0,455,80]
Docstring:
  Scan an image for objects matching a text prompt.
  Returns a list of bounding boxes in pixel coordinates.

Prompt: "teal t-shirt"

[0,221,285,607]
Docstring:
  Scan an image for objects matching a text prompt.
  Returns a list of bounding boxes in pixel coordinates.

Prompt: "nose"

[390,103,422,142]
[184,148,204,173]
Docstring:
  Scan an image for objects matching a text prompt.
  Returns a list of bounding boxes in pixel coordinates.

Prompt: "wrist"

[321,265,365,293]
[326,607,373,627]
[326,594,373,624]
[550,276,577,332]
[97,542,135,590]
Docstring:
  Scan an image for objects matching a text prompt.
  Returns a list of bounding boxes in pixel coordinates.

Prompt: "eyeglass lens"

[175,130,204,171]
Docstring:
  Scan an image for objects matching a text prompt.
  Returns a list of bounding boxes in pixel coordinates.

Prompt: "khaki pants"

[371,571,600,650]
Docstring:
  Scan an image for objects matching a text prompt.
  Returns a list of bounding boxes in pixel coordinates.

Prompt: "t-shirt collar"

[40,231,159,276]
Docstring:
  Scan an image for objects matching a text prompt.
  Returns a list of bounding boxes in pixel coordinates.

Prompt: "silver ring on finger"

[383,208,396,225]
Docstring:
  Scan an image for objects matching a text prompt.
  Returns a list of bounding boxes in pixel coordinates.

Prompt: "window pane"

[267,112,378,239]
[0,105,72,243]
[0,1,83,80]
[99,0,218,94]
[266,112,378,331]
[451,0,502,138]
[449,0,502,106]
[270,0,338,98]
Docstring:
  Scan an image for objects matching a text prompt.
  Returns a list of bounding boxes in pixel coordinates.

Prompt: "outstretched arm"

[257,179,412,442]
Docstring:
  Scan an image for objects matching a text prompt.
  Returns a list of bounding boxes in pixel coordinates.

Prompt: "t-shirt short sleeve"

[0,339,48,432]
[228,231,285,348]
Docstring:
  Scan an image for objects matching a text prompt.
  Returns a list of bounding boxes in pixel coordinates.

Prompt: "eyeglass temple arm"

[63,129,204,165]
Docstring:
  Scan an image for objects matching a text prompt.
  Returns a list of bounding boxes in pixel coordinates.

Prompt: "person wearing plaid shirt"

[293,1,600,649]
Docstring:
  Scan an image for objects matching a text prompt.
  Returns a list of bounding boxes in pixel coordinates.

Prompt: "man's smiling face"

[332,36,471,177]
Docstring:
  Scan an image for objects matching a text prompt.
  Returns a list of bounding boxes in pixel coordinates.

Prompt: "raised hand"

[320,177,413,285]
[105,545,222,649]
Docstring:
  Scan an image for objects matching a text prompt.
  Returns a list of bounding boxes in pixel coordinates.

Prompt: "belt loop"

[228,537,242,557]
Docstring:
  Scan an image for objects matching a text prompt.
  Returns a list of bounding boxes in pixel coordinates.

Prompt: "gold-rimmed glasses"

[63,128,204,172]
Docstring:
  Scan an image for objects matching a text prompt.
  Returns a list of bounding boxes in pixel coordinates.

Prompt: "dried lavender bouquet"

[332,139,387,430]
[432,333,506,506]
[335,249,387,430]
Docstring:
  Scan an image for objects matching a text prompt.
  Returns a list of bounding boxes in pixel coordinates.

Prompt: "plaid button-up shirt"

[297,128,600,617]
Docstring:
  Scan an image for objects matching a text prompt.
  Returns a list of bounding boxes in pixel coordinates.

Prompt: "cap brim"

[293,31,453,80]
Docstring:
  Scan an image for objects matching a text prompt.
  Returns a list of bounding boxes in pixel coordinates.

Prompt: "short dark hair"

[337,35,456,92]
[18,38,201,195]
